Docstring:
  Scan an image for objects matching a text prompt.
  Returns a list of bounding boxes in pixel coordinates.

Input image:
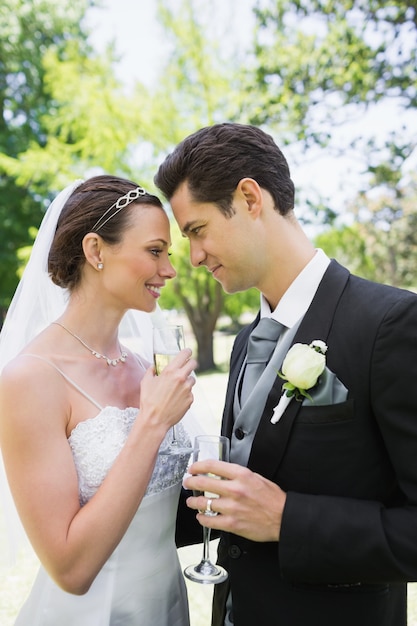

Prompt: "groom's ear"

[236,178,263,218]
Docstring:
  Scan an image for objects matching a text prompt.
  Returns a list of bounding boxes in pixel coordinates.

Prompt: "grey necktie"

[240,317,283,405]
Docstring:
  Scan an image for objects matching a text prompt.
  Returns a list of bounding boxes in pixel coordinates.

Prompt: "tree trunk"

[194,325,216,371]
[179,281,224,372]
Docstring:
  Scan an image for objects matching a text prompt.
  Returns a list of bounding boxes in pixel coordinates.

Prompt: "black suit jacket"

[212,260,417,626]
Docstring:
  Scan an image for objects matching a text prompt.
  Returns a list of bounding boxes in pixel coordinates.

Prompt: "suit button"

[235,427,245,440]
[228,545,242,559]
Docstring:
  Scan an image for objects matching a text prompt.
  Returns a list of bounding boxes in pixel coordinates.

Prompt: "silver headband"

[91,186,147,232]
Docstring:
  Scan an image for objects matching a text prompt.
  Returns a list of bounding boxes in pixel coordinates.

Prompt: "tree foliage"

[247,0,417,226]
[0,0,254,366]
[159,226,224,371]
[147,0,260,369]
[0,0,156,317]
[3,0,416,363]
[148,0,417,363]
[0,0,93,313]
[250,0,417,141]
[316,175,417,288]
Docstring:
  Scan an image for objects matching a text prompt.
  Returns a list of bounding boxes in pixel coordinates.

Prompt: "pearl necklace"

[53,322,128,366]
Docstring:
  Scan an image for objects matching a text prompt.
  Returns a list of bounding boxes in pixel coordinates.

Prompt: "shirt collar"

[260,249,330,328]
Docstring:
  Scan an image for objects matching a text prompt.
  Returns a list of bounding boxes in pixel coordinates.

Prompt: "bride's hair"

[48,175,163,291]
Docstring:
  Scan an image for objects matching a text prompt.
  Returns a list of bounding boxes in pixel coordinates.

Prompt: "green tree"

[0,0,93,317]
[222,289,260,331]
[355,177,417,288]
[159,226,224,371]
[316,176,417,288]
[2,42,148,186]
[315,223,375,278]
[160,223,259,371]
[247,0,417,220]
[250,0,416,138]
[147,0,258,369]
[0,0,157,322]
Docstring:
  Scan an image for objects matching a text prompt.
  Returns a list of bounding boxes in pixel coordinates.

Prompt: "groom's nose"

[189,241,206,268]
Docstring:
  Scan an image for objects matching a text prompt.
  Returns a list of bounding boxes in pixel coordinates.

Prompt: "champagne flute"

[184,435,230,584]
[153,325,192,455]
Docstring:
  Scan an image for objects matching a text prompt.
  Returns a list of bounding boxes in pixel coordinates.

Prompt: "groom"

[156,123,417,626]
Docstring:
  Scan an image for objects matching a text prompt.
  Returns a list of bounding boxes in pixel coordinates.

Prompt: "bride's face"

[98,205,176,313]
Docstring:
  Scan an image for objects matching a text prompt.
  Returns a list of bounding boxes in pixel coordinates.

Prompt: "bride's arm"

[0,349,196,595]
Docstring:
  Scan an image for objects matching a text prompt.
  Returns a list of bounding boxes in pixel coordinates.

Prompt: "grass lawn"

[1,549,417,626]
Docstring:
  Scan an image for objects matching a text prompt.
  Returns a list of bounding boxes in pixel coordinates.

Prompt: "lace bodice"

[68,407,191,506]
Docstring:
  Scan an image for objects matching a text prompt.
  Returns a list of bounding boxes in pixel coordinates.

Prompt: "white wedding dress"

[14,360,192,626]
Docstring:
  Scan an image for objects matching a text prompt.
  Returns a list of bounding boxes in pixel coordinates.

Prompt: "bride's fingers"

[160,350,197,377]
[168,348,192,367]
[179,347,193,364]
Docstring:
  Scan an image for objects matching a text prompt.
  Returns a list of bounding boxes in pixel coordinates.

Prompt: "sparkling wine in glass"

[184,435,230,584]
[153,325,192,454]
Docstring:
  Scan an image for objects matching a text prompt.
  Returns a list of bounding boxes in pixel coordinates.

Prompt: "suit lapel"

[248,260,350,478]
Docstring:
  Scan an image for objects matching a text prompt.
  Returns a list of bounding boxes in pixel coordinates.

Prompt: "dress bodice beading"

[68,407,191,506]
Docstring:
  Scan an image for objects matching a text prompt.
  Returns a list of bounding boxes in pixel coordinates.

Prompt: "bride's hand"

[139,348,197,430]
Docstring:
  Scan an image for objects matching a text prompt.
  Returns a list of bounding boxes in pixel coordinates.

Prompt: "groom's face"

[170,182,262,295]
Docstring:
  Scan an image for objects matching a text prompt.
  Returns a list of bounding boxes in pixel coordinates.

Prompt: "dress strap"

[21,354,103,410]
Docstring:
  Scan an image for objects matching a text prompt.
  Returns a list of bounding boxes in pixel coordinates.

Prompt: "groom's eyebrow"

[182,220,199,235]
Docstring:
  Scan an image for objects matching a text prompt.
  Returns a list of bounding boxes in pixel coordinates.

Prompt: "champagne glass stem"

[183,435,229,584]
[184,520,228,583]
[202,526,212,563]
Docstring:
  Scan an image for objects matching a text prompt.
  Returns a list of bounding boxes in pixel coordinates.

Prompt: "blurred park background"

[1,0,416,372]
[1,0,417,622]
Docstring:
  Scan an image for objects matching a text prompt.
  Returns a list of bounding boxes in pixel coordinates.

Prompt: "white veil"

[0,181,84,567]
[0,179,207,567]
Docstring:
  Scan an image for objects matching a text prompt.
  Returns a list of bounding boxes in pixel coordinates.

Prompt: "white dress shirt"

[260,248,330,327]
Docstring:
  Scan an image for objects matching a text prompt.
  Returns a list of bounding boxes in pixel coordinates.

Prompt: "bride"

[0,175,198,625]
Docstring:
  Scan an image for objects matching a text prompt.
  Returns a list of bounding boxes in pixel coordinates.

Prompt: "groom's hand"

[184,460,286,542]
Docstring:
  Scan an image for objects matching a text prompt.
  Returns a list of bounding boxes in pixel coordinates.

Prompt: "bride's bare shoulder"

[0,351,69,440]
[1,325,60,378]
[0,347,64,397]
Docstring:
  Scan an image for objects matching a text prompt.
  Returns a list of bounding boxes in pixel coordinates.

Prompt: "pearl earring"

[97,262,104,270]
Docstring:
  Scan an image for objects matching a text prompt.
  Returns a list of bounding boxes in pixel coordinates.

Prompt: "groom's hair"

[154,123,295,217]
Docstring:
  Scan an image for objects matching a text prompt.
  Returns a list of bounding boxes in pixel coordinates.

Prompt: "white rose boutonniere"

[271,340,328,424]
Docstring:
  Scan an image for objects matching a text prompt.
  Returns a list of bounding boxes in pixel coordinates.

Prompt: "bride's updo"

[48,175,163,291]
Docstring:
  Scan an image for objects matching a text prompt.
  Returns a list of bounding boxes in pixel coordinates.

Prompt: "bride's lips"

[146,284,162,298]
